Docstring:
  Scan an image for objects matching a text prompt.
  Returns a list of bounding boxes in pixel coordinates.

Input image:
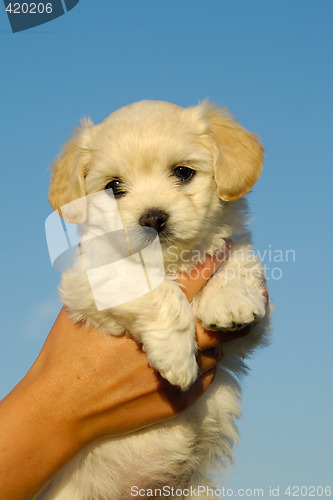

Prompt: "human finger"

[177,239,232,302]
[195,321,254,351]
[197,348,221,374]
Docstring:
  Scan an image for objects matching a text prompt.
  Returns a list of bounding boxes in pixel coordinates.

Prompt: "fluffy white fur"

[39,100,272,500]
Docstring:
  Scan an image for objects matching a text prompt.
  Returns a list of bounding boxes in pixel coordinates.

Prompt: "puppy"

[40,100,271,500]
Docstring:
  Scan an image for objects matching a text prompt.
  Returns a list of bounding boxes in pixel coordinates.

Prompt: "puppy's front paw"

[157,351,198,390]
[145,332,198,391]
[194,281,267,332]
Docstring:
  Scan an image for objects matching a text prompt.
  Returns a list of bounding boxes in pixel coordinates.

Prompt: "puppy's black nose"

[139,209,169,233]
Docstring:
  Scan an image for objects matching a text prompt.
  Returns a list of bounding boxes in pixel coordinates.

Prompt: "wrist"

[26,359,84,455]
[0,374,80,500]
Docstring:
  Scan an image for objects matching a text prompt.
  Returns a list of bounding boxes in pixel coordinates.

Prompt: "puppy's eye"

[105,179,126,198]
[172,165,196,182]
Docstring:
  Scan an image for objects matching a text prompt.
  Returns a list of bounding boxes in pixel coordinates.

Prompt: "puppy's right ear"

[48,119,94,223]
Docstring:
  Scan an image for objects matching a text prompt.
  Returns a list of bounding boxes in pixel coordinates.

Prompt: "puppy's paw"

[143,329,198,391]
[194,282,267,332]
[156,351,198,391]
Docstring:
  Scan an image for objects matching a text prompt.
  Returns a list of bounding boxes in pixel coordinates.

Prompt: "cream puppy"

[40,100,271,500]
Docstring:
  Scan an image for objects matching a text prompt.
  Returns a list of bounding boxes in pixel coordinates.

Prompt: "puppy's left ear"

[199,104,264,201]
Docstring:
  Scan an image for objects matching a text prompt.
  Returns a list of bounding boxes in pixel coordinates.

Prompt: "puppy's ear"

[48,119,94,223]
[199,104,264,201]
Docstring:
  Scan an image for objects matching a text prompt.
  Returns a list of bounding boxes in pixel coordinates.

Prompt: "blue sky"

[1,1,332,497]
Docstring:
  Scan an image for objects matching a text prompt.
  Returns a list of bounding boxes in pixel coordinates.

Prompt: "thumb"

[176,239,232,302]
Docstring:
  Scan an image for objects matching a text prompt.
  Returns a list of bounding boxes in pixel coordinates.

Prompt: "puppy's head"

[49,100,263,258]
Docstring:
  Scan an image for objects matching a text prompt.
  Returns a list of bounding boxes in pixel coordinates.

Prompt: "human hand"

[29,245,232,448]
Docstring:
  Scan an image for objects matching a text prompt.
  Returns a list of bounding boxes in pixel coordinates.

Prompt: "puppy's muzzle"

[139,209,169,233]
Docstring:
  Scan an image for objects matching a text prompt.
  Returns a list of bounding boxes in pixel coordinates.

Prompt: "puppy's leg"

[192,243,270,356]
[119,280,198,390]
